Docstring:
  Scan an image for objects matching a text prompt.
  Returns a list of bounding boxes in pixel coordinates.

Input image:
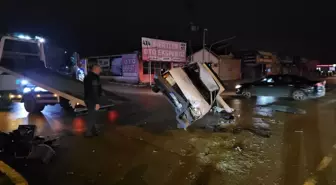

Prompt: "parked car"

[235,75,326,100]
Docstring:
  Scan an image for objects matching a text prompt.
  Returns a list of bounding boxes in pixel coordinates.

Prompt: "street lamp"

[208,36,236,62]
[202,28,208,63]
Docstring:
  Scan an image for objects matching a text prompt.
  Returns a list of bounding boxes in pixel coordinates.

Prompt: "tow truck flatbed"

[0,35,125,113]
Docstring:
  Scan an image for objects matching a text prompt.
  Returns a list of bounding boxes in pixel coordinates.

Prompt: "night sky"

[1,0,335,63]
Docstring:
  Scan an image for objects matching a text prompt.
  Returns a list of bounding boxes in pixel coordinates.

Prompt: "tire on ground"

[151,85,160,93]
[242,89,252,99]
[292,90,307,101]
[0,98,12,109]
[59,97,73,110]
[23,94,45,113]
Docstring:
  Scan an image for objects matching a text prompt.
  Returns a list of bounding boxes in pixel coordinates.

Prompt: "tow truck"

[151,62,235,130]
[0,34,117,113]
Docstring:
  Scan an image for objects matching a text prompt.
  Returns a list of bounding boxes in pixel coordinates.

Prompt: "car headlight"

[21,80,29,85]
[23,87,32,93]
[190,106,202,118]
[34,87,47,92]
[235,85,242,89]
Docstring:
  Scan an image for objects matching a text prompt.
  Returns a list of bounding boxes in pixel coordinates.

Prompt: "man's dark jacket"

[84,71,102,105]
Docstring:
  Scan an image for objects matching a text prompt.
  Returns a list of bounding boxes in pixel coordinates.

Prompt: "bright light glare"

[235,84,242,89]
[256,96,277,106]
[35,36,45,43]
[34,87,48,92]
[21,80,29,85]
[38,38,45,43]
[17,34,32,40]
[23,87,31,93]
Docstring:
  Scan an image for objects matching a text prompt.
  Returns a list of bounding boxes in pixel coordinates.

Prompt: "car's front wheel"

[242,89,252,99]
[151,85,160,93]
[292,90,307,101]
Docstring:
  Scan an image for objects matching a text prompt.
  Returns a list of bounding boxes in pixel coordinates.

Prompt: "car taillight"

[316,81,325,87]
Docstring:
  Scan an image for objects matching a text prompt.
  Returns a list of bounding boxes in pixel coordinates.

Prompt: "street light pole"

[208,36,236,62]
[202,28,208,63]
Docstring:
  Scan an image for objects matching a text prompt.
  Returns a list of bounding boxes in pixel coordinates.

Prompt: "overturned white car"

[152,62,234,130]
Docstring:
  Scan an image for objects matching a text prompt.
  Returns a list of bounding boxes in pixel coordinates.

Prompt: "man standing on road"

[83,64,102,137]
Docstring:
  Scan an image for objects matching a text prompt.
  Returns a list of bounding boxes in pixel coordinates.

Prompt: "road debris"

[179,160,185,166]
[235,146,242,152]
[254,104,306,117]
[270,105,306,114]
[188,134,268,177]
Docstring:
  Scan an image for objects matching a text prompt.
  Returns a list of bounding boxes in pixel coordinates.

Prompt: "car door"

[274,75,294,97]
[277,75,295,97]
[253,76,276,96]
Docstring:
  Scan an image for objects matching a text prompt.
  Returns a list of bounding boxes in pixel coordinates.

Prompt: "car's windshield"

[3,39,39,54]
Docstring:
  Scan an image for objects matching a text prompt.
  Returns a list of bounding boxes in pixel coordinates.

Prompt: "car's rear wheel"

[292,90,307,101]
[242,89,252,99]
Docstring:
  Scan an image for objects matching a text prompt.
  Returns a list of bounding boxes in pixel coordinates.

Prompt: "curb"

[0,161,28,185]
[108,81,148,87]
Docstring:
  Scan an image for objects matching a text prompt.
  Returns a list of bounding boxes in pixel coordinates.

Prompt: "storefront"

[140,37,187,84]
[84,53,140,84]
[81,38,187,84]
[316,64,336,76]
[241,50,275,80]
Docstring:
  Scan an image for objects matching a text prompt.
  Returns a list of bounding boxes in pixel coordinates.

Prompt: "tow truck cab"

[0,74,59,109]
[0,71,21,107]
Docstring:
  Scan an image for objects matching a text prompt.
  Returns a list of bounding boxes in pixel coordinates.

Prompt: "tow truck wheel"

[0,94,11,109]
[0,100,11,109]
[59,97,73,110]
[23,95,45,113]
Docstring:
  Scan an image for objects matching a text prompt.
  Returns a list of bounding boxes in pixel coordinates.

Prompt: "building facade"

[80,38,188,84]
[240,50,277,80]
[141,37,187,84]
[85,53,140,84]
[189,49,241,81]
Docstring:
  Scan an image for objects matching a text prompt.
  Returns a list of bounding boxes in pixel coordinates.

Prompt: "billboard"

[141,37,186,62]
[122,54,139,77]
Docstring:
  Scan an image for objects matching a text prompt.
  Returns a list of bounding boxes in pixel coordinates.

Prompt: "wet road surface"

[0,80,336,185]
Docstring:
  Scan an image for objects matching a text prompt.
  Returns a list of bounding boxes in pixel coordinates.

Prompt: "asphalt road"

[0,78,336,185]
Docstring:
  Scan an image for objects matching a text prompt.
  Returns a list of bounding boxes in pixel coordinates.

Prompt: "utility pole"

[208,36,236,62]
[202,28,208,63]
